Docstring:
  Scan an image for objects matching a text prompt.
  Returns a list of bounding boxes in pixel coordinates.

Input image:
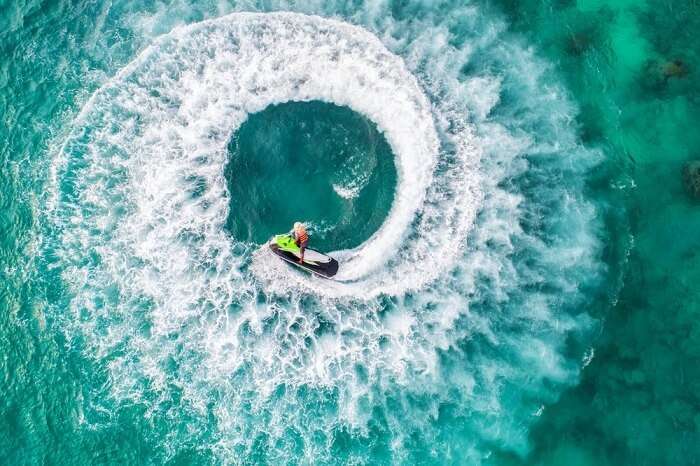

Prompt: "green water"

[488,1,700,464]
[226,101,396,250]
[1,0,698,465]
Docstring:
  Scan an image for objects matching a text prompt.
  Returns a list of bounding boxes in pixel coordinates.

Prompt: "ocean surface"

[1,0,698,464]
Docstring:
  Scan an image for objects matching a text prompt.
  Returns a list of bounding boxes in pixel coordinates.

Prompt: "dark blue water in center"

[225,101,396,250]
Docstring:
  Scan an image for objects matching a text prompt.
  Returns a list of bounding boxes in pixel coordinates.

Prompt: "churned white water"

[52,7,603,464]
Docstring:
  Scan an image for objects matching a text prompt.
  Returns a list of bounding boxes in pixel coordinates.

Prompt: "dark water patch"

[562,9,613,57]
[224,100,397,251]
[682,160,700,199]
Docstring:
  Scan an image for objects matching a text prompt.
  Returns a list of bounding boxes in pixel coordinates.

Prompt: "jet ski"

[268,234,339,279]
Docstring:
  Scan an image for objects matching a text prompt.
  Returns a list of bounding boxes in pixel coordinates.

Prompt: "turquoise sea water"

[226,101,396,250]
[1,1,698,465]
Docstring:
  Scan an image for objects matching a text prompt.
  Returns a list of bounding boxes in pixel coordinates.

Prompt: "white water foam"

[57,12,476,299]
[52,7,602,463]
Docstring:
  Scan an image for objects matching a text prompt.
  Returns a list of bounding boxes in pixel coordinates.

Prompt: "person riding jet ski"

[268,222,338,278]
[291,222,309,264]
